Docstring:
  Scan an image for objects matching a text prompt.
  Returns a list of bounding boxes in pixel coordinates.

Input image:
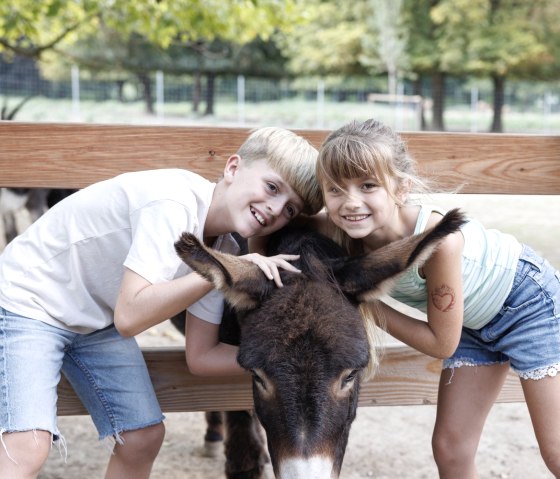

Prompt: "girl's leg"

[105,423,165,479]
[0,430,51,479]
[432,362,510,479]
[521,374,560,476]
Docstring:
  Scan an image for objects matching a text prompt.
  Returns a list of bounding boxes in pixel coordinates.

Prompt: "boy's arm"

[184,313,246,376]
[115,251,302,336]
[114,267,214,337]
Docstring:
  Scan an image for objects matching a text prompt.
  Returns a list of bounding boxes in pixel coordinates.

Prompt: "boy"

[0,127,322,479]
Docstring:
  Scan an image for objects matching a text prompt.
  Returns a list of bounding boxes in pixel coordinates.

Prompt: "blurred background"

[1,0,559,133]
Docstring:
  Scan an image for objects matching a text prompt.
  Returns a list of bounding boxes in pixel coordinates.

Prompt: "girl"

[312,118,560,478]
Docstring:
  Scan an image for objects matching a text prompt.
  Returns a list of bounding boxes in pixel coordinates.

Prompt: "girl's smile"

[323,176,402,245]
[342,214,371,222]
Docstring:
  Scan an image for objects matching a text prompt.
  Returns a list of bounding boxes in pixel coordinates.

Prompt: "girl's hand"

[241,253,301,287]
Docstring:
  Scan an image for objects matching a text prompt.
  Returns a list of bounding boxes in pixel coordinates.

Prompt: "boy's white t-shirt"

[0,169,239,334]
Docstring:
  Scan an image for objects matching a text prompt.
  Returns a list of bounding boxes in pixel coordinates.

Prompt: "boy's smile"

[250,206,269,226]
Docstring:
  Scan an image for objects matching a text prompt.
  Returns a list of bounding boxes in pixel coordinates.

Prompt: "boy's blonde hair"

[237,127,323,215]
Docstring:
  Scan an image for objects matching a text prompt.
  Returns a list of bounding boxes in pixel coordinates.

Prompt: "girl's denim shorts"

[444,244,560,380]
[0,309,164,443]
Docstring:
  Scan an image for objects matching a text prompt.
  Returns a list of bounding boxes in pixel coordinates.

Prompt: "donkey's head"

[175,209,465,478]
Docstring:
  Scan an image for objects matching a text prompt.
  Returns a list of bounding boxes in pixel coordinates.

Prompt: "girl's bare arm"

[378,231,465,359]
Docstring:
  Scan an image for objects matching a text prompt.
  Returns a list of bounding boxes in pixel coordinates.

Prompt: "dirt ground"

[27,195,560,478]
[41,319,553,479]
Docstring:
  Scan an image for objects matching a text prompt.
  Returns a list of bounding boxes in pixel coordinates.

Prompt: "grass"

[8,95,560,133]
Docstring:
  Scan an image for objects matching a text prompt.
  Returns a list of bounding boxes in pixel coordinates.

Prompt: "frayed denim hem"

[98,415,165,453]
[442,357,509,384]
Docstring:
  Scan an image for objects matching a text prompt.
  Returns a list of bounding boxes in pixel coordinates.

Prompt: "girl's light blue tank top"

[390,205,522,330]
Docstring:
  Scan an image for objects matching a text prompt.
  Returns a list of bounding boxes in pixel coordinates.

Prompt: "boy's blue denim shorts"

[443,245,560,380]
[0,308,164,443]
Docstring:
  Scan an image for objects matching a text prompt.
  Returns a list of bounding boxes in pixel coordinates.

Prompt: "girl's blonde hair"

[237,127,323,216]
[317,118,432,379]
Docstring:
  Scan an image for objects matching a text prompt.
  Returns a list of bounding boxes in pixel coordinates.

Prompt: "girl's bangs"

[319,142,381,185]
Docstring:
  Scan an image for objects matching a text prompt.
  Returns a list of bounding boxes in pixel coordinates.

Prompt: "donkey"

[174,209,465,479]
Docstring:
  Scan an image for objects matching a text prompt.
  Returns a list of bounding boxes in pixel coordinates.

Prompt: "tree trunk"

[430,72,446,131]
[412,77,427,131]
[116,80,125,103]
[490,74,505,133]
[204,73,215,116]
[192,71,201,113]
[137,73,154,114]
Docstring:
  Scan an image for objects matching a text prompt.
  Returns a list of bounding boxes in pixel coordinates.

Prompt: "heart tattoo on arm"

[431,284,456,312]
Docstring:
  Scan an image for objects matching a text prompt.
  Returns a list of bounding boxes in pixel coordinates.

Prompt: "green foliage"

[0,0,307,57]
[432,0,551,78]
[360,0,409,82]
[278,0,368,76]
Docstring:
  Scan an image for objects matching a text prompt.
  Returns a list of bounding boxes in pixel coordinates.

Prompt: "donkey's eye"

[342,370,358,388]
[251,370,267,390]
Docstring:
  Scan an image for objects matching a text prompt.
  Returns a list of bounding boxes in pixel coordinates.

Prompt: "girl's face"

[322,175,400,244]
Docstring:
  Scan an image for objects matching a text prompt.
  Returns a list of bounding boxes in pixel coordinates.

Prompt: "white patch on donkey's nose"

[279,455,335,479]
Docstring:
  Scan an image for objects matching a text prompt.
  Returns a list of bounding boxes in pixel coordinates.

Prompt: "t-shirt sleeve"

[124,200,240,325]
[187,289,225,325]
[124,199,195,284]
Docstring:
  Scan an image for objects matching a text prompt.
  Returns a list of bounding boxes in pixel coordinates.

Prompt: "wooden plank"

[1,122,560,194]
[56,346,524,415]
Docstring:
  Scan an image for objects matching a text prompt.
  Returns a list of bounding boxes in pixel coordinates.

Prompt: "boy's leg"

[62,325,165,479]
[432,363,510,479]
[521,375,560,476]
[0,309,70,479]
[0,431,51,479]
[106,423,165,479]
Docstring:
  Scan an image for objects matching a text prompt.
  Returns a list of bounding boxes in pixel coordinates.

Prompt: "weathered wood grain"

[1,122,559,194]
[56,346,524,415]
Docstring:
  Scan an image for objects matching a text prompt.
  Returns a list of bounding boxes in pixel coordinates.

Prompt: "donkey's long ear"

[332,209,466,301]
[174,233,275,310]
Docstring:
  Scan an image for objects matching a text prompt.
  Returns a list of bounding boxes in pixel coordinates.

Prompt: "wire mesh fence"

[1,59,559,133]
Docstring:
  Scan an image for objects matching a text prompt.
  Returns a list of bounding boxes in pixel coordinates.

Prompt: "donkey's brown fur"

[175,208,465,479]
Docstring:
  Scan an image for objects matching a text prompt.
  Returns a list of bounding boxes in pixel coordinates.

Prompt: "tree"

[360,0,409,96]
[402,0,470,131]
[432,0,551,132]
[279,0,368,77]
[1,0,305,117]
[0,0,306,57]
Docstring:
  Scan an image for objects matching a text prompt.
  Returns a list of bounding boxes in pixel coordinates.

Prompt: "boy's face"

[224,155,304,238]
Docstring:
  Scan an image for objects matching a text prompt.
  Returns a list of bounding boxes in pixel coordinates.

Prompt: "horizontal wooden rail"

[56,345,524,415]
[1,121,560,194]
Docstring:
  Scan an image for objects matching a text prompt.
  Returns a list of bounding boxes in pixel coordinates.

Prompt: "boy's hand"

[242,253,300,287]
